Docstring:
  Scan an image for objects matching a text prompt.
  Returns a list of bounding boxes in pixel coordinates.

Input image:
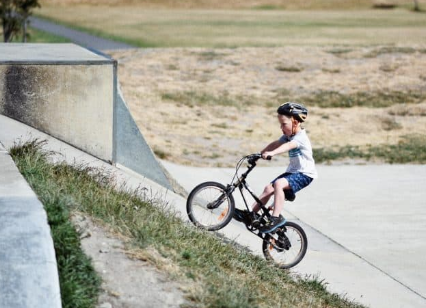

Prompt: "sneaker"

[259,215,286,233]
[233,208,249,222]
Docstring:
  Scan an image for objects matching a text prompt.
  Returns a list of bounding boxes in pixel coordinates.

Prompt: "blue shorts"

[271,172,313,194]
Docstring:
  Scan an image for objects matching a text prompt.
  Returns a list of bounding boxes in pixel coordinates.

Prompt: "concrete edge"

[0,148,62,308]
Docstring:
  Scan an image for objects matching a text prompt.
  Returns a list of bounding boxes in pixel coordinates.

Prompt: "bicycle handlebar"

[247,153,272,165]
[232,153,272,184]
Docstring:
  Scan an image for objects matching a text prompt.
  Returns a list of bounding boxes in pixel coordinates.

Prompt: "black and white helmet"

[277,102,308,122]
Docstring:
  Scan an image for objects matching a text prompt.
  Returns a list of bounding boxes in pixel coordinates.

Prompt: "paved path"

[163,161,426,308]
[29,16,134,51]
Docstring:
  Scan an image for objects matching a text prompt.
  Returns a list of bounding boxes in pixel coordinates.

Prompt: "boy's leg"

[258,178,290,233]
[271,178,291,217]
[251,183,274,212]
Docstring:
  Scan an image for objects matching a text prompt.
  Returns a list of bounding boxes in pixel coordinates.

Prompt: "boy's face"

[278,115,293,136]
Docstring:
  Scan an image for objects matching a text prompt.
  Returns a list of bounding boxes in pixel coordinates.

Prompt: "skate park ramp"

[0,43,171,190]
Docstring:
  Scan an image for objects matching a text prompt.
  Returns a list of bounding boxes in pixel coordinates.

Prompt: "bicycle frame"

[226,159,272,220]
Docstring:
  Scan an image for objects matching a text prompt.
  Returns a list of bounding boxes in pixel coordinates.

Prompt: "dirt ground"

[72,213,188,308]
[108,46,426,167]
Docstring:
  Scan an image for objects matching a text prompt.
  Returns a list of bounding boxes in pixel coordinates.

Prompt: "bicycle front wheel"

[186,181,235,231]
[262,221,308,269]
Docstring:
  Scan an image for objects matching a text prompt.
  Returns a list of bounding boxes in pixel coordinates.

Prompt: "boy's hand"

[262,152,273,160]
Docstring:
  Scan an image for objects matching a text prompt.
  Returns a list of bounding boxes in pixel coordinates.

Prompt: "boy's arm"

[260,140,282,153]
[262,140,298,159]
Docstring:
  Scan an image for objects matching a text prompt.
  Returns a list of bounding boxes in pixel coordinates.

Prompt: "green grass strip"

[10,140,365,308]
[162,89,426,110]
[9,141,101,308]
[314,135,426,164]
[301,90,426,108]
[161,90,256,109]
[7,27,71,43]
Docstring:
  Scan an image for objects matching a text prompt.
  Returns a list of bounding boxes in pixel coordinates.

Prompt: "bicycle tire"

[262,221,308,269]
[186,181,235,231]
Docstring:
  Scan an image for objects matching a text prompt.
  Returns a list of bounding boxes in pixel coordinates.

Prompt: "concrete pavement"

[1,113,426,308]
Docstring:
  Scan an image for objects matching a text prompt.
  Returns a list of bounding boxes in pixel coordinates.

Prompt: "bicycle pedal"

[252,220,261,228]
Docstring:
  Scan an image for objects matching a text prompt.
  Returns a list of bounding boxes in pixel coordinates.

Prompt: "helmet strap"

[291,117,298,136]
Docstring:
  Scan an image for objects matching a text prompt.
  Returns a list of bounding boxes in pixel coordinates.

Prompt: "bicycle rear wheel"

[186,181,235,231]
[262,221,307,269]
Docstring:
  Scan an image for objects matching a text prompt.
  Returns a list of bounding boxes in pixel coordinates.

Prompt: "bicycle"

[186,153,308,269]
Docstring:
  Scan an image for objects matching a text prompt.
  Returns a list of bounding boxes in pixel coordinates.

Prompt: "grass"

[9,140,366,308]
[388,103,426,116]
[153,148,169,159]
[300,90,426,108]
[7,27,71,43]
[162,88,426,110]
[161,91,255,109]
[363,46,417,58]
[35,6,426,47]
[38,0,425,11]
[314,135,426,164]
[8,140,100,308]
[275,64,303,72]
[196,50,229,61]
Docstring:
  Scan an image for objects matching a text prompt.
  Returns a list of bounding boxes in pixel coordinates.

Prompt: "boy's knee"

[264,184,274,195]
[274,178,289,190]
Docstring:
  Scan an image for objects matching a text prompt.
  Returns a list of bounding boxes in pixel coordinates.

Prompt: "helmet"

[277,102,308,122]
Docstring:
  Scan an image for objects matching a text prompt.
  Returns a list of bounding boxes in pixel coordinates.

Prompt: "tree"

[0,0,40,42]
[413,0,420,11]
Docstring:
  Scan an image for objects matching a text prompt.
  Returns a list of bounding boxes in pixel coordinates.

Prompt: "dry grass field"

[36,0,426,166]
[109,46,426,166]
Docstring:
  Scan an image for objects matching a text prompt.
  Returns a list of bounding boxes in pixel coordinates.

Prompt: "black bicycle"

[186,154,308,269]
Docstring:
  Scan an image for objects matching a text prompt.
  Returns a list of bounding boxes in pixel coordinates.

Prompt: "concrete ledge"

[0,146,61,308]
[0,44,115,162]
[0,43,172,189]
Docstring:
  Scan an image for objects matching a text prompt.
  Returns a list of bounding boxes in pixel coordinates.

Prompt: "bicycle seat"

[284,189,296,202]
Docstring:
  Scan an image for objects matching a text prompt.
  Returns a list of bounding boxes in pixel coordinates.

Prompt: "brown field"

[108,46,426,167]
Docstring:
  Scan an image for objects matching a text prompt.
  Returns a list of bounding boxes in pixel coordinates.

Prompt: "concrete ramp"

[0,43,171,189]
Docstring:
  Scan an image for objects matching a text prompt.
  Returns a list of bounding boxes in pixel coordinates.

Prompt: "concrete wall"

[0,44,114,161]
[114,87,172,189]
[0,43,172,189]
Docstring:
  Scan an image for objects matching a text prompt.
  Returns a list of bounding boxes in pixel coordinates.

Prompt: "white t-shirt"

[279,129,318,179]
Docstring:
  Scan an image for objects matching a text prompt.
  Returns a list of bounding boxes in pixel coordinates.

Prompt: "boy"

[235,102,317,233]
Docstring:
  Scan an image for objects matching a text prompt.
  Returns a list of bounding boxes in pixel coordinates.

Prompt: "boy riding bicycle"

[235,102,318,233]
